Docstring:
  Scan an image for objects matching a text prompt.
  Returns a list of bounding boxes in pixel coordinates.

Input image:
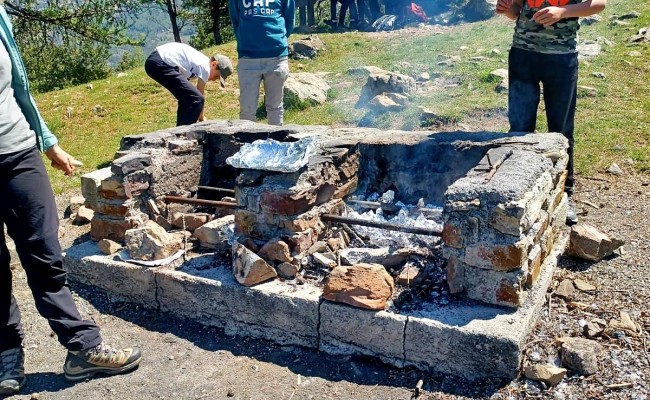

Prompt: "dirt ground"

[4,170,649,400]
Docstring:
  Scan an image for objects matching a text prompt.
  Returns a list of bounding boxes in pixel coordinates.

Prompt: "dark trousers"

[0,147,102,352]
[339,0,359,25]
[357,0,380,23]
[508,47,577,194]
[145,50,205,126]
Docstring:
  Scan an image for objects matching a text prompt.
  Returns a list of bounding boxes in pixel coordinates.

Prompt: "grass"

[35,0,650,194]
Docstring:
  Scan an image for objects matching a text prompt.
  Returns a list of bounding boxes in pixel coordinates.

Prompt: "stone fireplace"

[68,120,569,379]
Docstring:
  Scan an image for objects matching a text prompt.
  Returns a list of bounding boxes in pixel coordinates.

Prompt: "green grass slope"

[35,0,650,193]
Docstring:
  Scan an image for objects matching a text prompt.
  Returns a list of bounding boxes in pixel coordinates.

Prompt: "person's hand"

[198,114,207,122]
[496,0,513,14]
[44,144,81,176]
[532,6,566,27]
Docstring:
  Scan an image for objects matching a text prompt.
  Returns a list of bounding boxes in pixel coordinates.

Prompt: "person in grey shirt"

[0,3,142,395]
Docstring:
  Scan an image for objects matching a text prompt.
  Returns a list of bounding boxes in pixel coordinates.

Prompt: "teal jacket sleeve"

[229,0,239,38]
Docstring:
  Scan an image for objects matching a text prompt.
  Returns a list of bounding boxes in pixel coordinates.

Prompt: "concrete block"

[319,301,406,366]
[155,258,320,347]
[63,241,158,308]
[81,167,113,202]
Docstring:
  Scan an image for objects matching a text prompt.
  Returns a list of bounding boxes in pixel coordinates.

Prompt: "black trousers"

[145,50,205,126]
[508,47,578,194]
[0,146,102,352]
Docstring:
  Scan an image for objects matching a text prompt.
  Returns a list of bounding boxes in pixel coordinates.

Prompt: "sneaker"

[0,347,26,395]
[566,197,578,226]
[63,343,142,381]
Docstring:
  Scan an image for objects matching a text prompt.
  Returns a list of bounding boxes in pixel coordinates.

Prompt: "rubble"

[566,224,625,262]
[560,337,602,376]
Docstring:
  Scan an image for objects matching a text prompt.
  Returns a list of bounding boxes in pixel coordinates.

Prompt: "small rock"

[117,72,128,78]
[554,279,576,299]
[591,72,606,79]
[607,163,623,175]
[171,212,211,232]
[524,365,567,386]
[98,239,122,255]
[567,224,625,262]
[232,243,277,287]
[628,50,642,57]
[561,337,602,376]
[618,11,640,20]
[227,388,235,397]
[416,72,430,81]
[583,318,607,338]
[75,205,94,224]
[312,252,336,269]
[609,311,639,333]
[396,263,422,286]
[277,262,300,279]
[258,238,292,263]
[69,195,85,215]
[577,85,598,97]
[573,279,596,292]
[307,241,329,254]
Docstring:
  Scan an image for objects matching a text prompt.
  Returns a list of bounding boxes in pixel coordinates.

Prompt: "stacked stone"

[81,137,203,242]
[442,140,569,308]
[233,143,359,261]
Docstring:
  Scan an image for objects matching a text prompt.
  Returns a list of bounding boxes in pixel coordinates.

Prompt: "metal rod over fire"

[321,214,442,237]
[162,196,442,237]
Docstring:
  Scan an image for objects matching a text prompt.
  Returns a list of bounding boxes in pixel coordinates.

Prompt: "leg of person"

[356,0,371,29]
[145,50,204,126]
[338,0,349,27]
[238,58,264,122]
[347,0,360,28]
[368,0,382,21]
[262,57,290,126]
[0,147,141,382]
[328,0,338,25]
[0,232,25,394]
[307,0,316,25]
[507,47,541,134]
[541,51,579,224]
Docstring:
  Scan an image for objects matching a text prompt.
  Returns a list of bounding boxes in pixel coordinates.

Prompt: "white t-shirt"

[155,42,210,83]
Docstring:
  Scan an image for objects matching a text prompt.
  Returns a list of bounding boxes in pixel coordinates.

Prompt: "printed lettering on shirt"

[242,0,276,16]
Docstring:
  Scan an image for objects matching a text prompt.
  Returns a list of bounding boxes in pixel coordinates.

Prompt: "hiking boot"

[566,196,578,226]
[63,343,142,381]
[0,347,26,395]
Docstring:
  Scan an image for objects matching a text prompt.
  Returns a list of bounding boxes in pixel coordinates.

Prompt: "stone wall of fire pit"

[80,120,568,309]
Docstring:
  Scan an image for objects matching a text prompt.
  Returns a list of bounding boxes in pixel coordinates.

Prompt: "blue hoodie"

[229,0,295,59]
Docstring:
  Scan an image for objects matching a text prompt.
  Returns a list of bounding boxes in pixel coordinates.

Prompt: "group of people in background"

[1,0,608,394]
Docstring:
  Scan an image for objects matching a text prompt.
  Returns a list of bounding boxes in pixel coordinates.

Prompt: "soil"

[5,169,649,400]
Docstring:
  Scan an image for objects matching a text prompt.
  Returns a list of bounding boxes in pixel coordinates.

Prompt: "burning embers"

[81,121,569,311]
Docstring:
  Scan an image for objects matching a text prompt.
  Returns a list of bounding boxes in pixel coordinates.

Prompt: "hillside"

[34,0,650,193]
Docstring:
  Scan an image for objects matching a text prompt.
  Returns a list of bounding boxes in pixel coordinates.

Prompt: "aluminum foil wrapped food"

[226,137,318,173]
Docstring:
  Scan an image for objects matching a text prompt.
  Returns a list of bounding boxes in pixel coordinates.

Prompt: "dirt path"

[4,171,649,400]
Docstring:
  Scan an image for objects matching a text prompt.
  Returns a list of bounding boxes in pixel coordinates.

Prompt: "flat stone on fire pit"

[258,238,292,263]
[171,212,211,232]
[124,220,181,261]
[193,215,235,250]
[232,243,277,287]
[323,263,394,310]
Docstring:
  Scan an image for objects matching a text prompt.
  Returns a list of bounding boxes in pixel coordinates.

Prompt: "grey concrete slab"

[63,241,158,309]
[319,301,407,367]
[403,231,568,380]
[63,232,567,380]
[156,255,321,347]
